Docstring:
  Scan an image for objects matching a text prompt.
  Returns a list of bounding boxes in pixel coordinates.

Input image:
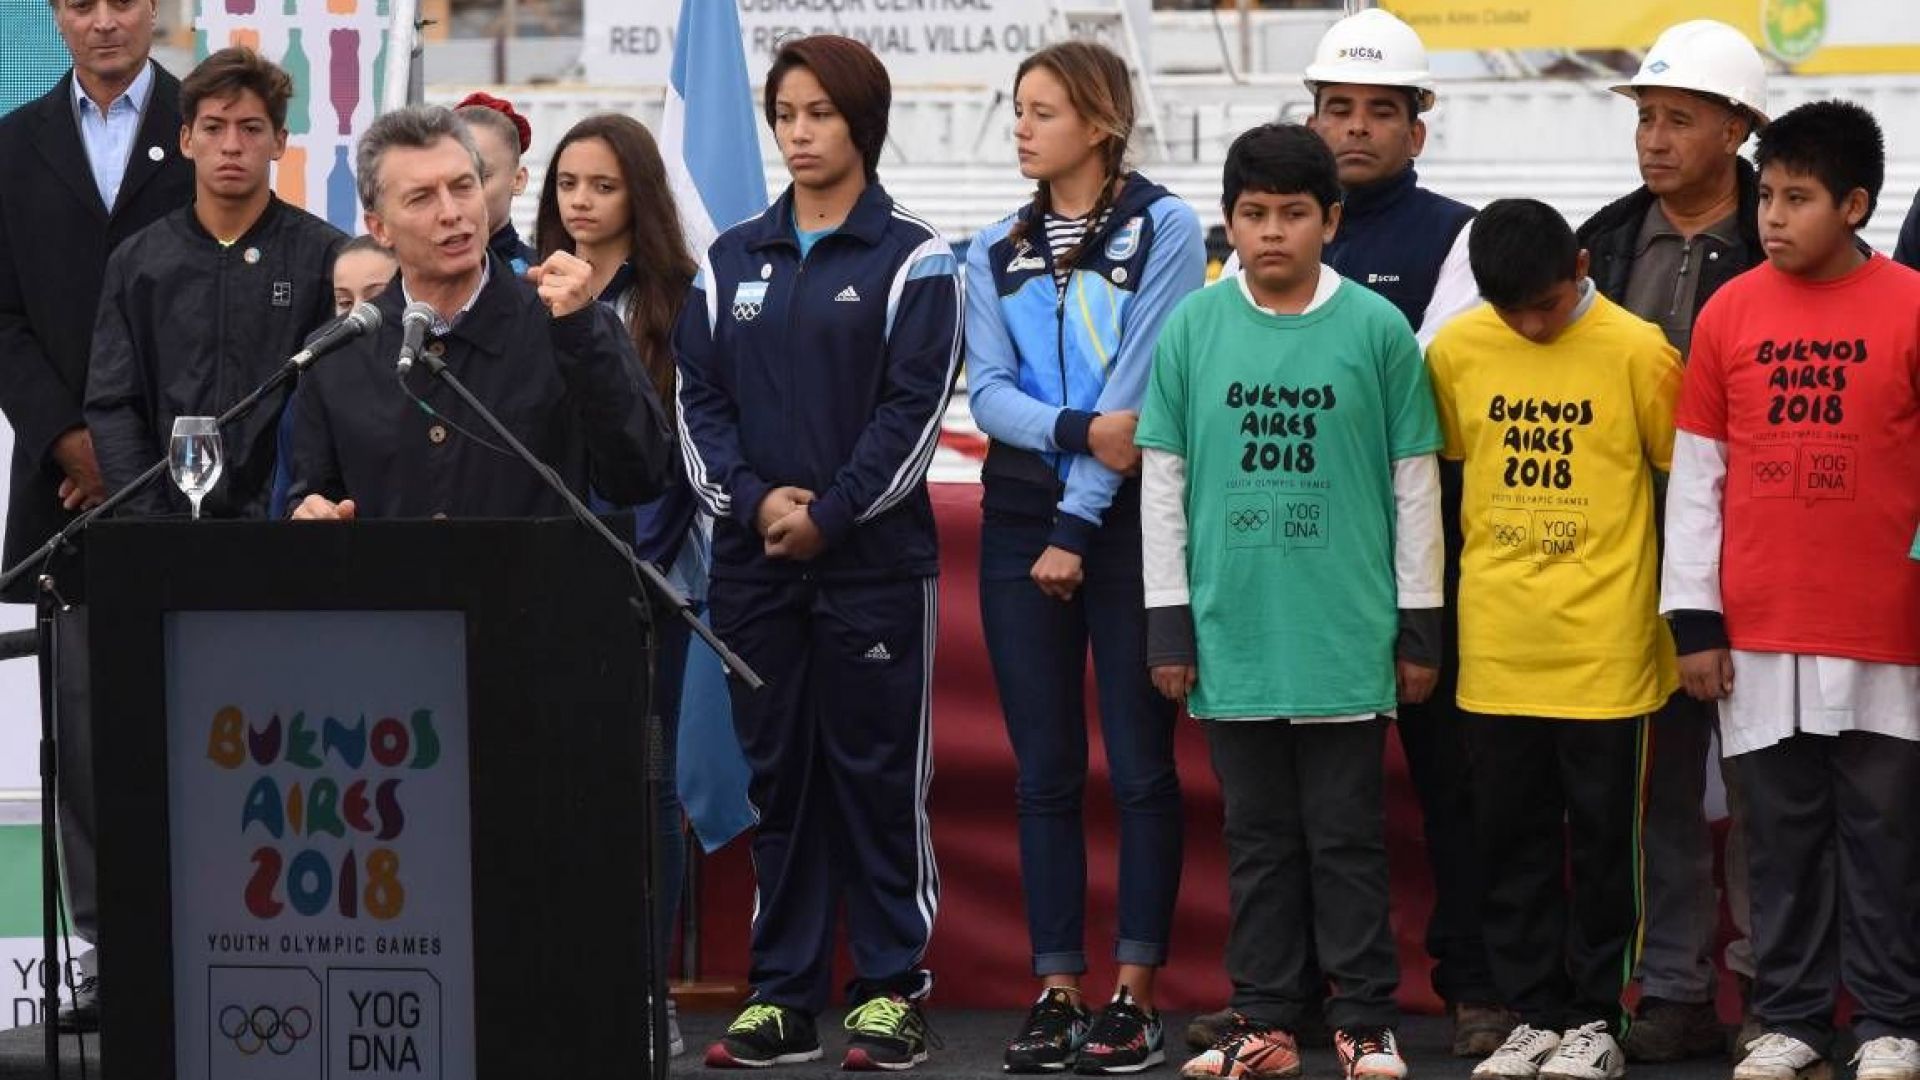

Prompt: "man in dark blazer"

[0,0,191,589]
[0,0,192,1033]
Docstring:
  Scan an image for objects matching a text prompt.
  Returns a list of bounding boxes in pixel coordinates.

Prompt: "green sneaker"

[843,994,935,1071]
[705,1002,822,1068]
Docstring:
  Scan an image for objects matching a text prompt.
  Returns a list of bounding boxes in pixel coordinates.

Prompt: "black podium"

[84,518,657,1079]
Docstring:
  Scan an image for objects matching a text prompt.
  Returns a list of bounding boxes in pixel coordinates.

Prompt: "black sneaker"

[843,993,936,1071]
[1075,988,1165,1074]
[705,1003,823,1068]
[1006,988,1092,1073]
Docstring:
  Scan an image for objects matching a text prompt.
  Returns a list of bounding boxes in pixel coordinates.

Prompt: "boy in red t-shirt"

[1662,100,1920,1080]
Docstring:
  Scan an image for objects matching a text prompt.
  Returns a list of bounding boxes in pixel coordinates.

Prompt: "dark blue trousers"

[1729,730,1920,1052]
[978,505,1182,977]
[709,574,939,1013]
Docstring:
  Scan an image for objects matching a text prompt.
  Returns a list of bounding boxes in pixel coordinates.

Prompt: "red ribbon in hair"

[455,91,532,153]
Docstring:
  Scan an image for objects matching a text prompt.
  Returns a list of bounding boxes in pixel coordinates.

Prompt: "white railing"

[432,74,1920,257]
[434,72,1920,166]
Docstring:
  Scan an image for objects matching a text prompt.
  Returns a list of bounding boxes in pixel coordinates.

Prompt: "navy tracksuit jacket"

[674,182,961,1010]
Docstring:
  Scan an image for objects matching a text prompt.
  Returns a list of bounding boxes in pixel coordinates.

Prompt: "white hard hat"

[1304,9,1436,113]
[1614,20,1770,126]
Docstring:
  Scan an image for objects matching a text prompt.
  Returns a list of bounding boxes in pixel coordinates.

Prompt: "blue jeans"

[978,504,1182,977]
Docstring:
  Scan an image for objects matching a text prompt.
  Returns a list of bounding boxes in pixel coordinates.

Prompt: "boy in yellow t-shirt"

[1426,199,1681,1080]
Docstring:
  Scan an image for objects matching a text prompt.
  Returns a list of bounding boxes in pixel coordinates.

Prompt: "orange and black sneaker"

[1335,1027,1408,1080]
[1180,1014,1302,1079]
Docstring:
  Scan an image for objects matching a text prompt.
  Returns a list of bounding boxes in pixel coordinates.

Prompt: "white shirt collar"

[1235,264,1342,316]
[72,58,155,119]
[1568,277,1598,324]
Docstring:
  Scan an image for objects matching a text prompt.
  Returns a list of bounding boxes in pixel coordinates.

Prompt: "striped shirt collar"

[402,256,494,336]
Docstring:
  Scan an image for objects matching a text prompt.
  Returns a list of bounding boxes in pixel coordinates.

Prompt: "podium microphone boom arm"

[411,350,765,690]
[0,300,384,595]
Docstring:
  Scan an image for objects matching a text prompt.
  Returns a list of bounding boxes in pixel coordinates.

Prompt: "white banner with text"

[168,610,473,1080]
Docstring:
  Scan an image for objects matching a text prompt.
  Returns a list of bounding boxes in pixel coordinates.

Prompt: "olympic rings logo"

[1228,508,1269,532]
[219,1004,313,1056]
[1491,524,1528,547]
[1752,460,1793,482]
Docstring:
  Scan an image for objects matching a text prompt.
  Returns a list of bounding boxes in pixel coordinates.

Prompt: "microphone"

[289,301,382,368]
[395,301,437,377]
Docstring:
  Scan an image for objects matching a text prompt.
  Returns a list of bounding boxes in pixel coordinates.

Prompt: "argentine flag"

[662,0,769,257]
[662,0,765,853]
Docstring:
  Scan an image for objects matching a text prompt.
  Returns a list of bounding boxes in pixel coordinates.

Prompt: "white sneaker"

[1853,1037,1920,1080]
[1540,1022,1624,1080]
[1733,1033,1827,1080]
[1473,1024,1563,1080]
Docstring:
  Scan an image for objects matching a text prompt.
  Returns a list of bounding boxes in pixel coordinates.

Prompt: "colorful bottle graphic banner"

[167,610,475,1080]
[195,0,406,233]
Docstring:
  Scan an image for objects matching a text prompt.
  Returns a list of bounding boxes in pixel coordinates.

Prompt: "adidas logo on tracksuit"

[835,285,861,302]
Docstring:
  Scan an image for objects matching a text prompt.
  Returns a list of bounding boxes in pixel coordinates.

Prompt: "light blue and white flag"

[661,0,770,257]
[662,0,766,853]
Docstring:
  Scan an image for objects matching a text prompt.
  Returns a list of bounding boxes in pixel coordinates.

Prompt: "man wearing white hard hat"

[1299,8,1480,347]
[1221,9,1480,346]
[1574,19,1768,1065]
[1306,6,1506,1062]
[1194,7,1504,1062]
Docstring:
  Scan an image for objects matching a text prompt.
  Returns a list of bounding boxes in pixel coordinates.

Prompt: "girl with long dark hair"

[536,111,699,1057]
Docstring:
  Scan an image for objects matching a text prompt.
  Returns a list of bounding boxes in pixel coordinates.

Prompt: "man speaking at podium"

[283,105,672,519]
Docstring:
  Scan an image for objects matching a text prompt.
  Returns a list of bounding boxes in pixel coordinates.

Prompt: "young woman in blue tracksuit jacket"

[965,40,1207,1076]
[673,36,962,1073]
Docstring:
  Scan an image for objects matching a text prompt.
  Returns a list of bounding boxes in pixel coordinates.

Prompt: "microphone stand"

[411,352,758,689]
[409,348,760,1080]
[0,343,330,1079]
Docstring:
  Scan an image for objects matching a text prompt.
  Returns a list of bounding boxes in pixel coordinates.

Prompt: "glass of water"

[168,416,224,520]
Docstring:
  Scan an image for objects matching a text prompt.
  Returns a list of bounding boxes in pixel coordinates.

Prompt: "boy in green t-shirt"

[1138,123,1444,1080]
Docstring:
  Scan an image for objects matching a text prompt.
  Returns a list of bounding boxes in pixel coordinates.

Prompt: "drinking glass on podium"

[168,416,224,520]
